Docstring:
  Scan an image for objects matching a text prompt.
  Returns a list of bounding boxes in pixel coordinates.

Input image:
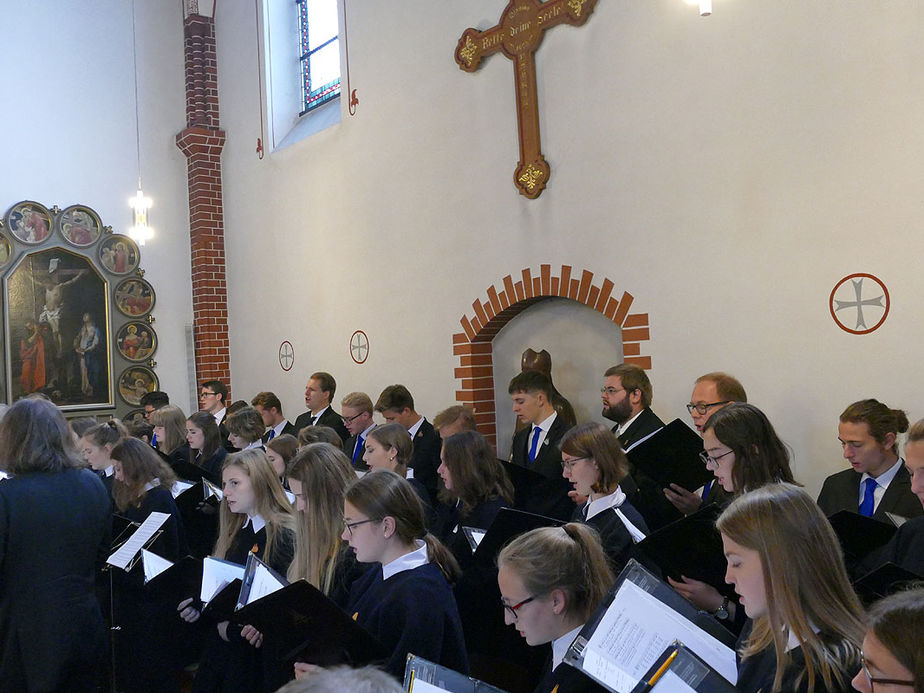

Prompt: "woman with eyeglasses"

[718,483,863,693]
[337,470,467,679]
[670,402,796,625]
[496,523,614,692]
[559,422,648,573]
[851,587,922,693]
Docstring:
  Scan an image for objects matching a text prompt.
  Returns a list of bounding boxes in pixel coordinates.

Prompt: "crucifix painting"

[455,0,598,198]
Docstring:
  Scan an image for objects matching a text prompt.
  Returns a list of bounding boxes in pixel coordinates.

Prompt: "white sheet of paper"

[172,480,194,498]
[0,470,8,480]
[652,670,698,693]
[581,580,737,692]
[243,561,286,606]
[106,511,170,570]
[201,556,245,604]
[142,549,174,583]
[409,679,451,693]
[203,478,223,500]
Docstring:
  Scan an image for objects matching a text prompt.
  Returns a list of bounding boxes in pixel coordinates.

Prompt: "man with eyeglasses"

[663,372,746,515]
[199,380,234,451]
[341,391,376,470]
[251,391,296,443]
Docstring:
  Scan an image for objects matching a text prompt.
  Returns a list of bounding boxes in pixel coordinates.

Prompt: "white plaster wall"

[215,0,924,496]
[0,0,195,413]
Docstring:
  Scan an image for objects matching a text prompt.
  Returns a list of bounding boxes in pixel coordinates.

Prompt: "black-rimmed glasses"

[699,449,734,467]
[343,518,379,537]
[860,654,915,689]
[342,412,365,424]
[686,401,731,415]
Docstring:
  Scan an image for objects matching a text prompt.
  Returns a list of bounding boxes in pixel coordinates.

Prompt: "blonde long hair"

[285,443,356,590]
[214,449,296,566]
[717,483,864,693]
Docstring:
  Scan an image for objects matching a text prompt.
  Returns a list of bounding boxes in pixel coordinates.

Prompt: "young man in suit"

[817,399,923,522]
[293,371,350,442]
[374,384,441,503]
[251,391,297,443]
[508,370,573,521]
[433,405,477,440]
[341,391,376,470]
[199,379,235,451]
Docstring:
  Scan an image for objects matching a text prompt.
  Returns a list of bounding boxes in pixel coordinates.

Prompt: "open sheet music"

[403,654,506,693]
[106,511,170,570]
[236,553,287,610]
[201,555,245,605]
[628,642,737,692]
[565,561,737,693]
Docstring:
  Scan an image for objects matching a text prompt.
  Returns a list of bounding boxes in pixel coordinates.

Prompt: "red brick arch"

[453,264,652,449]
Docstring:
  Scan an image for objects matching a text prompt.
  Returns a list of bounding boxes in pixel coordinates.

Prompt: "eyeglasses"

[699,449,734,467]
[860,654,916,689]
[501,595,538,620]
[343,518,379,537]
[199,391,217,399]
[686,400,731,415]
[600,387,626,396]
[561,456,590,470]
[342,412,365,424]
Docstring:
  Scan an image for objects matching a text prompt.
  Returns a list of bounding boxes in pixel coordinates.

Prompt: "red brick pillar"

[176,7,230,392]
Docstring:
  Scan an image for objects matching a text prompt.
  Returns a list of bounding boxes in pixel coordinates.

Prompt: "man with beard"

[601,364,679,529]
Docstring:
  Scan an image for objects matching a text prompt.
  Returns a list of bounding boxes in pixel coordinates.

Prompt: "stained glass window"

[297,0,341,114]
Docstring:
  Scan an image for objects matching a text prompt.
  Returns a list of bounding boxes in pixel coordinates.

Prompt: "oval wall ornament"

[278,340,295,371]
[350,330,369,364]
[829,273,890,335]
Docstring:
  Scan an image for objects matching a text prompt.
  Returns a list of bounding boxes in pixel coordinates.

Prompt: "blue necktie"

[150,432,158,449]
[859,477,877,517]
[352,436,364,465]
[267,429,276,441]
[528,427,541,463]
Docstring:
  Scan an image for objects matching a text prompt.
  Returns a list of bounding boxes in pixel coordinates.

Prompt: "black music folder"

[853,562,923,605]
[231,579,388,666]
[142,554,203,600]
[827,510,898,563]
[636,503,735,598]
[472,507,564,565]
[403,654,507,693]
[628,642,737,692]
[563,560,738,693]
[626,419,711,492]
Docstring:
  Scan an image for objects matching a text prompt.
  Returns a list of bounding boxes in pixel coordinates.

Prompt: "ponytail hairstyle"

[497,523,614,624]
[702,403,796,495]
[149,405,188,454]
[437,430,513,515]
[110,437,178,512]
[345,470,460,583]
[187,410,221,461]
[365,423,412,474]
[214,449,296,566]
[866,587,924,693]
[840,399,909,455]
[84,418,128,448]
[559,422,629,495]
[717,484,864,693]
[285,443,356,590]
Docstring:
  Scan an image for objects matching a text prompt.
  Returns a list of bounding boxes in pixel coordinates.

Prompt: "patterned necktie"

[859,477,877,517]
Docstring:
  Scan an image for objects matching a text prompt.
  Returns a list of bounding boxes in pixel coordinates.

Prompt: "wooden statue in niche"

[455,0,598,198]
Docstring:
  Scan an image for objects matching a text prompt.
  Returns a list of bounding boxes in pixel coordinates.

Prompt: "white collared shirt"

[859,457,905,512]
[142,478,161,492]
[528,411,558,455]
[243,440,264,451]
[382,539,428,581]
[616,409,644,438]
[583,487,647,543]
[309,406,329,425]
[214,407,227,426]
[104,465,114,477]
[245,514,266,533]
[551,624,583,671]
[407,415,425,439]
[358,423,376,439]
[269,420,290,438]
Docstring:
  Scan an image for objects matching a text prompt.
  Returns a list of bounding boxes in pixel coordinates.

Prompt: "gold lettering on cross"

[454,0,597,198]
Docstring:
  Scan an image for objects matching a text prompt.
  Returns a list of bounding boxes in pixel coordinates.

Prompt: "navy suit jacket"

[817,464,923,522]
[410,419,442,503]
[509,414,573,520]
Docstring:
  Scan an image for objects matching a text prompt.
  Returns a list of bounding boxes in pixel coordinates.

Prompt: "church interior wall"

[0,0,197,413]
[3,1,922,498]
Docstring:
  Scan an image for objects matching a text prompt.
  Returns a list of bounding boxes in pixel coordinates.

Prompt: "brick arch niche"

[453,265,652,449]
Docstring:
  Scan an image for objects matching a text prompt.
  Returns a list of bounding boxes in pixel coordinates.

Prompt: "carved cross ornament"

[455,0,598,198]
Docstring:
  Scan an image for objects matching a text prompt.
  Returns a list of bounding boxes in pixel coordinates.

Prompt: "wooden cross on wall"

[455,0,598,199]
